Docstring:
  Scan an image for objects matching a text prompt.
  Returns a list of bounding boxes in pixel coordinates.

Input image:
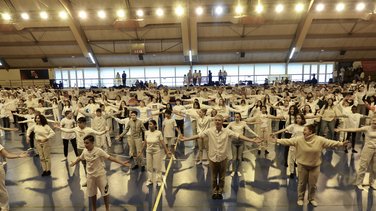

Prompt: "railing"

[0,73,330,88]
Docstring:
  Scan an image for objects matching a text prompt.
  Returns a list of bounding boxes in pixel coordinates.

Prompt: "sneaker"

[196,160,202,165]
[212,193,217,199]
[131,165,139,170]
[257,150,261,155]
[309,200,318,207]
[237,172,242,177]
[297,200,304,206]
[61,158,67,162]
[356,184,364,190]
[82,182,87,187]
[141,166,145,172]
[352,149,358,153]
[217,194,223,200]
[157,181,162,187]
[146,180,153,186]
[230,172,235,177]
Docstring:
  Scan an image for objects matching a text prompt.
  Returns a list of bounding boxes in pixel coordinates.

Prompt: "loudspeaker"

[340,50,346,56]
[42,57,48,63]
[138,54,144,60]
[240,52,245,58]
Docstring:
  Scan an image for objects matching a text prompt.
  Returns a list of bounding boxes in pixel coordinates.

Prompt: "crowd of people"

[0,76,375,210]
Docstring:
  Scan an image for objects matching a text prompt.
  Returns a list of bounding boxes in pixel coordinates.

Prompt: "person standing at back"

[122,71,127,87]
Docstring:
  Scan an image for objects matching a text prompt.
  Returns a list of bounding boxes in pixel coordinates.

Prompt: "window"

[161,66,175,85]
[100,68,115,79]
[291,74,303,82]
[311,65,318,76]
[239,64,253,76]
[175,65,189,77]
[55,70,62,80]
[130,67,145,80]
[287,63,303,74]
[270,64,285,75]
[70,70,76,88]
[145,67,160,85]
[319,64,326,74]
[208,65,223,77]
[77,69,84,87]
[62,70,69,88]
[255,64,269,75]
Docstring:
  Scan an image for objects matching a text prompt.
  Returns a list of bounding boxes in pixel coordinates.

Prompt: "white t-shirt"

[80,147,110,177]
[163,118,176,138]
[145,130,163,144]
[361,126,376,149]
[173,105,186,120]
[60,118,76,140]
[60,127,103,149]
[285,124,305,138]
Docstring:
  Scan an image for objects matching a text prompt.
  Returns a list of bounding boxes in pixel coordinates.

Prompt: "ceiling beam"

[58,0,99,69]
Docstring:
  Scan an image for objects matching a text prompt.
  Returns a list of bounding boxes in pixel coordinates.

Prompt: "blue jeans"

[320,120,336,140]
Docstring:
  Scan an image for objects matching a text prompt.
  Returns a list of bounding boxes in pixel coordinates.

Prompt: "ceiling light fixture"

[21,12,29,20]
[78,10,87,19]
[40,11,48,20]
[315,3,325,12]
[196,6,204,16]
[275,4,284,13]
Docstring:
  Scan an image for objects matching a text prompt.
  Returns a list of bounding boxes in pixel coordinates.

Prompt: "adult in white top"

[162,110,180,159]
[273,124,348,207]
[0,142,28,211]
[335,115,376,190]
[143,120,171,187]
[180,115,260,199]
[172,99,186,135]
[26,114,55,176]
[70,135,129,211]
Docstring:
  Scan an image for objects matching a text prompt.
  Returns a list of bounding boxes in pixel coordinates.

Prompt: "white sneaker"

[196,160,202,165]
[297,200,304,206]
[237,172,242,177]
[61,158,67,162]
[309,200,318,207]
[146,180,153,186]
[157,181,162,187]
[230,172,235,177]
[82,182,87,187]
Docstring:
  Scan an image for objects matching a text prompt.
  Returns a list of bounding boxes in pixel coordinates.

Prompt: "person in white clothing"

[162,110,180,159]
[335,115,376,190]
[272,113,306,178]
[143,120,171,187]
[228,113,259,176]
[0,141,28,211]
[55,117,108,187]
[26,114,55,176]
[60,111,78,161]
[70,135,129,211]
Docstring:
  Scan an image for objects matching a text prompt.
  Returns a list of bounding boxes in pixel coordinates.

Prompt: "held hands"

[70,161,76,167]
[123,160,131,167]
[18,151,29,158]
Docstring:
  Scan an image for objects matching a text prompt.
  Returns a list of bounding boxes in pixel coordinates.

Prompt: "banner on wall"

[361,61,376,73]
[20,69,49,80]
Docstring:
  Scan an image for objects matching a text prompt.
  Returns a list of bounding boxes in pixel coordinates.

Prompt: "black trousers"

[175,119,184,136]
[63,138,79,157]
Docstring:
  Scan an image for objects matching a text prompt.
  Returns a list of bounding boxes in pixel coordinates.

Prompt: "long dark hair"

[36,114,48,126]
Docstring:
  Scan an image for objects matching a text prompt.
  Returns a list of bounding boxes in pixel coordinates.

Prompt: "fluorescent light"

[117,9,125,18]
[356,2,366,11]
[97,10,106,19]
[156,8,164,17]
[336,3,345,12]
[289,47,296,59]
[189,50,192,62]
[196,6,204,16]
[59,11,68,19]
[215,6,224,15]
[295,3,304,12]
[21,12,30,20]
[136,9,144,17]
[78,10,87,19]
[235,5,243,15]
[316,3,325,12]
[88,52,95,64]
[2,13,11,20]
[0,61,2,66]
[40,11,48,20]
[275,4,284,13]
[175,5,184,16]
[256,4,264,14]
